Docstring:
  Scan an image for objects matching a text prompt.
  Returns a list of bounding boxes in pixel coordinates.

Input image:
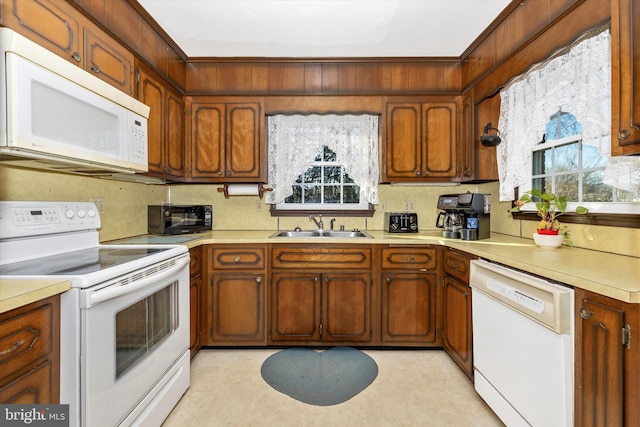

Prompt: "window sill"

[511,212,640,229]
[269,206,375,217]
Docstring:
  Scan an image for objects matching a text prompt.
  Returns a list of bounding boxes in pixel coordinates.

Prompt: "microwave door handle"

[86,256,189,307]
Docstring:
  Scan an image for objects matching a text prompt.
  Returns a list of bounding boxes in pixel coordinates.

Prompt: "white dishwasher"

[470,259,574,427]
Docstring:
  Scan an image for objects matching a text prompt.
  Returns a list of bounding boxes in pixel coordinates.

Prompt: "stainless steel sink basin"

[270,230,372,238]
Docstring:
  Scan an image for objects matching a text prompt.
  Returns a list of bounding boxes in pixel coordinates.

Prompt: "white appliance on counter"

[0,201,189,427]
[0,28,150,176]
[470,259,574,427]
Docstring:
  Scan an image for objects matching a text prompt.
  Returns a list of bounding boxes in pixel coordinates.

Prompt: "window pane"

[324,166,341,183]
[555,143,579,172]
[304,185,322,203]
[323,186,341,203]
[532,149,551,175]
[556,173,579,201]
[532,177,551,194]
[583,170,613,202]
[323,147,336,161]
[303,167,320,183]
[344,186,360,203]
[286,186,302,203]
[583,145,607,169]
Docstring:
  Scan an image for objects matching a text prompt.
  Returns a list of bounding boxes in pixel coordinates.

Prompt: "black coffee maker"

[435,192,491,240]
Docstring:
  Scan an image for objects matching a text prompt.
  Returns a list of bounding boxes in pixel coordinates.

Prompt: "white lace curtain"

[497,28,612,201]
[266,114,379,204]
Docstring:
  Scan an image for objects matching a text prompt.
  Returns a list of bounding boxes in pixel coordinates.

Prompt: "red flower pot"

[537,228,559,235]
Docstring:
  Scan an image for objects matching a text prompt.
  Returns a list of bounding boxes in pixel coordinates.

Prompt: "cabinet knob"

[415,170,421,176]
[579,306,593,320]
[217,170,223,176]
[91,64,101,74]
[255,276,262,283]
[71,52,81,62]
[234,256,241,263]
[226,171,231,177]
[618,129,631,140]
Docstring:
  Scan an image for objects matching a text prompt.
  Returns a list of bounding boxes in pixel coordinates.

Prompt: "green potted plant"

[509,189,588,247]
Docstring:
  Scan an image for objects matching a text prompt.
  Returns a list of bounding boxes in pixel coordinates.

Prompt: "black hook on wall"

[480,123,502,147]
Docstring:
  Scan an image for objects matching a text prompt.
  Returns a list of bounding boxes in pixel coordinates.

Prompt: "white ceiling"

[138,0,511,58]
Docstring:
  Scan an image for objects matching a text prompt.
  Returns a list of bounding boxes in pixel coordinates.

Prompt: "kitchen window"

[266,114,379,216]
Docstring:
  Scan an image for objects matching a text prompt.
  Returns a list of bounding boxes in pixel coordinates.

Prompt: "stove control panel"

[0,201,101,239]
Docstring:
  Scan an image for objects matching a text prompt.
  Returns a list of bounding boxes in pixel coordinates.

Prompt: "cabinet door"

[422,102,457,178]
[189,274,202,357]
[83,25,134,95]
[322,273,371,342]
[384,102,422,180]
[164,88,185,177]
[611,0,640,155]
[442,277,473,378]
[139,67,165,174]
[575,289,625,427]
[1,0,83,67]
[226,103,262,179]
[458,94,474,180]
[209,273,265,344]
[270,273,321,342]
[381,272,438,344]
[190,103,225,179]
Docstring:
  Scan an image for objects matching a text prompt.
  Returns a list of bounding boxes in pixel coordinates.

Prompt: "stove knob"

[410,222,418,231]
[77,209,86,218]
[390,222,399,231]
[65,209,75,219]
[87,209,97,218]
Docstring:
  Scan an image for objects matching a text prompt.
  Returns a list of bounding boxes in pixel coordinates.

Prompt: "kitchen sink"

[270,230,373,238]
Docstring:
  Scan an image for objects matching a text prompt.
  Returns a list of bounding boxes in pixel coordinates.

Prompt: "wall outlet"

[403,200,415,211]
[90,197,105,214]
[379,201,387,212]
[255,200,264,212]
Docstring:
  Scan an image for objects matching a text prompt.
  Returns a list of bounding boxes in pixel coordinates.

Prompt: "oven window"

[115,281,178,378]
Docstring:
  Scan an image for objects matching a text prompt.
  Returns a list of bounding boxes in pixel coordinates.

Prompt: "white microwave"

[0,28,150,176]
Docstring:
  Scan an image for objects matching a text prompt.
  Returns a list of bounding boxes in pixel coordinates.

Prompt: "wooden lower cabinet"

[270,272,371,344]
[442,248,474,378]
[0,295,61,404]
[205,245,266,346]
[574,288,640,427]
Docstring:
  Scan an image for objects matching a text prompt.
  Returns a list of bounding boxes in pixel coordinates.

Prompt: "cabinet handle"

[0,339,24,356]
[619,129,631,140]
[234,256,241,263]
[217,171,223,176]
[579,306,593,320]
[71,52,81,62]
[386,277,391,283]
[415,171,421,176]
[225,171,231,176]
[401,257,416,261]
[256,276,262,283]
[91,64,100,74]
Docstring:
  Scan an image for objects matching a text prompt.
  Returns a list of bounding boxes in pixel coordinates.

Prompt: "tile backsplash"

[1,166,637,257]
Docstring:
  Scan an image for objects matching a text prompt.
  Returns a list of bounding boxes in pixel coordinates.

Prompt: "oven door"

[80,254,189,427]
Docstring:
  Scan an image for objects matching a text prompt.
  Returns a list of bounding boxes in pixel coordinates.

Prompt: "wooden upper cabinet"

[383,99,457,182]
[1,0,133,95]
[187,98,264,182]
[1,0,82,66]
[138,63,185,179]
[458,94,474,180]
[83,25,134,95]
[611,0,640,155]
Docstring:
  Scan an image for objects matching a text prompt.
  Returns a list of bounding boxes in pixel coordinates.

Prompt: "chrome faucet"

[309,214,324,232]
[330,218,336,231]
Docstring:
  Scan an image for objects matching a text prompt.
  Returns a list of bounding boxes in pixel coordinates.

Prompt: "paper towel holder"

[217,183,273,199]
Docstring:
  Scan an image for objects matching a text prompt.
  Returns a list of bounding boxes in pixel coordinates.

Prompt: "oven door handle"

[87,256,189,306]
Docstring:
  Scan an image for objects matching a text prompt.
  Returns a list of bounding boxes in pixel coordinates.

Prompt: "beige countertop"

[177,229,640,303]
[0,279,70,314]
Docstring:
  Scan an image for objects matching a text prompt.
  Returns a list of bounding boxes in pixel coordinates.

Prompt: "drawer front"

[271,247,371,269]
[211,246,265,270]
[0,304,53,382]
[0,360,53,404]
[381,247,437,270]
[189,247,202,278]
[443,249,473,283]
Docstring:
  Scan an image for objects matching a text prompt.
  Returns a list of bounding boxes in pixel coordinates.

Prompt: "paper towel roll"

[217,183,272,198]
